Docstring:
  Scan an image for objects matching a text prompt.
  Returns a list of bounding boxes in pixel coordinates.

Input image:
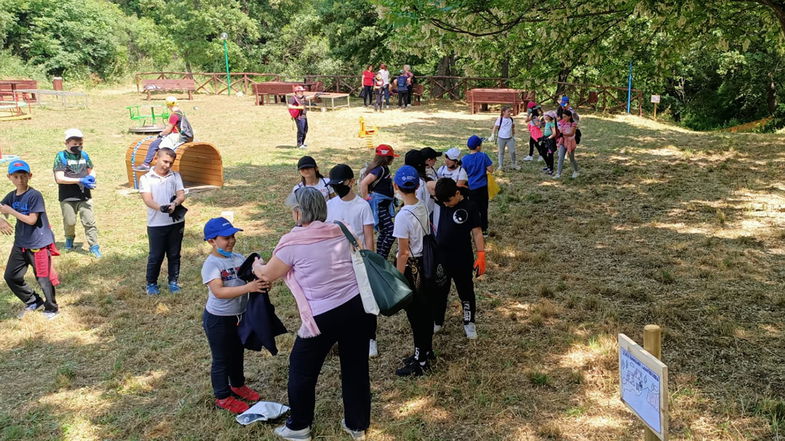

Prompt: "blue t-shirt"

[461,152,493,190]
[1,188,55,249]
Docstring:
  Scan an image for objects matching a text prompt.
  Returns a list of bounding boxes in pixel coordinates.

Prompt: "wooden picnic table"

[0,80,38,103]
[253,82,317,105]
[284,92,350,110]
[466,88,525,115]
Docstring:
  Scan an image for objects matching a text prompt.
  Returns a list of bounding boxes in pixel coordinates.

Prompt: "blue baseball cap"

[203,217,243,240]
[560,96,570,105]
[394,165,420,190]
[7,160,30,174]
[467,135,483,149]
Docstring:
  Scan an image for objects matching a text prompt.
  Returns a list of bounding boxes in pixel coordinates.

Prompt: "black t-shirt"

[368,165,393,197]
[53,150,93,202]
[1,188,55,249]
[433,197,480,263]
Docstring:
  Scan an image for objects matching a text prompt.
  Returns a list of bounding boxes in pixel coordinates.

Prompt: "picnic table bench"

[141,79,195,100]
[0,80,38,103]
[253,82,318,105]
[466,88,526,114]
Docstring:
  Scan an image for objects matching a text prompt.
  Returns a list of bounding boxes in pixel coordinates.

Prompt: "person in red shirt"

[134,96,194,171]
[361,65,375,107]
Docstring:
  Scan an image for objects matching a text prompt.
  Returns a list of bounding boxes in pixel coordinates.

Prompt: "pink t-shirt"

[274,234,358,315]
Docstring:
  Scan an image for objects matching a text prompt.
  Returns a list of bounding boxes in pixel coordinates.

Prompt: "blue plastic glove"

[79,176,96,189]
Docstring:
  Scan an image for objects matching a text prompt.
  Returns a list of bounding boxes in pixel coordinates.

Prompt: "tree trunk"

[501,59,510,87]
[752,0,785,36]
[767,71,777,113]
[555,67,572,100]
[433,54,456,99]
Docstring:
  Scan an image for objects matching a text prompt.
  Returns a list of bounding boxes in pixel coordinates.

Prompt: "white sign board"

[619,334,668,440]
[650,94,661,103]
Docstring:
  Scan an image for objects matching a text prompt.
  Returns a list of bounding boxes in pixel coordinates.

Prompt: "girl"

[360,144,399,258]
[378,64,390,107]
[540,113,557,175]
[436,147,468,188]
[491,106,519,170]
[291,156,334,200]
[555,110,579,179]
[524,103,543,162]
[373,73,385,112]
[361,65,375,107]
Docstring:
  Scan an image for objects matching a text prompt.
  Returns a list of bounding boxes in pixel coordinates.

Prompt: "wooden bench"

[141,79,195,100]
[466,88,525,114]
[252,82,316,105]
[0,80,38,103]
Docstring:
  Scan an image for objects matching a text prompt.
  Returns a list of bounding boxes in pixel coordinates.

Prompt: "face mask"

[217,247,233,258]
[332,183,351,198]
[69,145,82,154]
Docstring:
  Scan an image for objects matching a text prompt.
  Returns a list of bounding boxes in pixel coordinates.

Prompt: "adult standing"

[288,86,309,149]
[253,187,371,441]
[139,147,186,295]
[361,65,375,107]
[403,65,415,107]
[556,95,580,122]
[134,96,194,171]
[378,64,390,107]
[53,128,101,258]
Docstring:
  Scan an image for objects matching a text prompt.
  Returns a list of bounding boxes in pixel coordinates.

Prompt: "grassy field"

[0,89,783,441]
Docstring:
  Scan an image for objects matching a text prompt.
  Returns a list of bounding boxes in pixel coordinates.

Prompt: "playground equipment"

[358,117,378,149]
[0,97,32,121]
[125,137,224,190]
[127,105,171,133]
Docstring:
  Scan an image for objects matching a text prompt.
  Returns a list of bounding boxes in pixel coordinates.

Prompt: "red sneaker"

[231,384,260,402]
[215,396,249,414]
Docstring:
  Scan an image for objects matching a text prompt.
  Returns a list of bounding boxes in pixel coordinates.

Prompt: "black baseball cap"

[327,164,354,185]
[420,147,442,159]
[404,149,424,167]
[297,156,317,169]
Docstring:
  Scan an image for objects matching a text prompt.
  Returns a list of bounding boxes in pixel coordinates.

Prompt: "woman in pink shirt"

[253,187,371,441]
[555,110,579,179]
[361,65,375,107]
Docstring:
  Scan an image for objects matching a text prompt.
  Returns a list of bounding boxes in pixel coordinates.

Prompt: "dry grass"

[0,89,783,440]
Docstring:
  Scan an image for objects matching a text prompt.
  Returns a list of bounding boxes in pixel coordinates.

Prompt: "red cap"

[527,101,538,109]
[375,144,399,157]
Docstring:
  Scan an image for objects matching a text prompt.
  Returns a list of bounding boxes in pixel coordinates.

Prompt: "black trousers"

[529,137,539,156]
[146,223,184,285]
[432,260,476,326]
[202,310,246,399]
[295,118,308,146]
[362,85,373,106]
[404,257,433,359]
[398,91,409,107]
[4,246,57,312]
[286,295,371,432]
[468,186,489,233]
[540,137,555,170]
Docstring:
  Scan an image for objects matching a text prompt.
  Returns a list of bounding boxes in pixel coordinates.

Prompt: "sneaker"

[17,299,43,319]
[396,358,430,377]
[146,283,160,296]
[273,425,312,441]
[433,323,442,334]
[523,155,534,161]
[168,281,182,294]
[301,144,308,149]
[297,144,307,149]
[341,419,367,440]
[230,384,260,402]
[511,164,521,171]
[89,245,102,259]
[464,322,478,340]
[215,396,249,414]
[542,167,550,171]
[64,237,74,251]
[43,310,59,320]
[538,156,544,162]
[368,339,378,358]
[401,350,436,365]
[132,164,150,172]
[553,173,561,179]
[571,171,580,179]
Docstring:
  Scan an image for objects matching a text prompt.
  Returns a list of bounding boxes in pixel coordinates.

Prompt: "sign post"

[650,95,661,120]
[619,327,668,440]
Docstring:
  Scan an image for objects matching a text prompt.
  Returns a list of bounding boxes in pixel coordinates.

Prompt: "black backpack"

[175,111,194,141]
[407,209,445,284]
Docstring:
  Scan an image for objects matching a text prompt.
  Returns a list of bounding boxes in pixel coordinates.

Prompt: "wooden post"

[643,325,662,441]
[653,102,657,120]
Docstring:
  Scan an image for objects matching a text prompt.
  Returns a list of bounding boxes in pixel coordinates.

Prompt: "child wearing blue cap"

[201,217,269,414]
[461,135,494,236]
[0,160,60,319]
[392,165,436,376]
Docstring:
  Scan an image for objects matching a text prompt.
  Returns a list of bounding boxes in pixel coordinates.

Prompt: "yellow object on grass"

[488,173,500,200]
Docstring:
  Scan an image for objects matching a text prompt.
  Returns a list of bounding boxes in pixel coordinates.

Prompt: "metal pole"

[627,61,633,114]
[223,39,231,96]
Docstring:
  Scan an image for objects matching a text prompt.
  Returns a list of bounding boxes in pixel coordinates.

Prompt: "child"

[373,73,385,112]
[288,86,309,149]
[432,178,486,339]
[555,110,580,179]
[0,160,59,319]
[525,102,543,162]
[405,149,435,215]
[540,113,557,175]
[359,144,399,259]
[53,128,101,258]
[393,165,435,376]
[420,147,441,181]
[461,135,494,236]
[292,156,334,201]
[396,71,409,108]
[325,164,379,358]
[491,106,519,170]
[134,96,194,171]
[201,217,268,414]
[436,147,468,188]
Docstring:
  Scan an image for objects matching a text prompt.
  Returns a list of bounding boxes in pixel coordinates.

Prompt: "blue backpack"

[397,76,408,91]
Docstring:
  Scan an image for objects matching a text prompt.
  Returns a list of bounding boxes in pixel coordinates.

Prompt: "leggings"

[362,85,373,106]
[557,145,579,175]
[529,137,539,157]
[375,200,395,259]
[497,137,517,169]
[374,89,384,111]
[432,260,476,326]
[398,91,409,107]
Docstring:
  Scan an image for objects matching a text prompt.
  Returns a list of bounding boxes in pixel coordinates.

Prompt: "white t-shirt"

[379,69,390,86]
[393,201,429,257]
[139,169,185,227]
[292,178,333,201]
[326,195,375,246]
[495,116,515,139]
[415,178,435,214]
[201,253,248,316]
[437,165,468,183]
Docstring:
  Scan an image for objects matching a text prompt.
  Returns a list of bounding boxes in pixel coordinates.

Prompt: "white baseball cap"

[165,96,178,106]
[64,128,84,141]
[445,147,461,160]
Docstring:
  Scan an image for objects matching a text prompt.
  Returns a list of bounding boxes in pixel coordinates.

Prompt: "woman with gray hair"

[253,187,371,441]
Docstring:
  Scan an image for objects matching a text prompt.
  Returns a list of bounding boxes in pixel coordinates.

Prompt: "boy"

[393,165,435,376]
[134,96,194,171]
[139,148,186,295]
[432,178,486,339]
[202,217,267,414]
[288,86,308,149]
[0,160,60,319]
[325,163,378,357]
[53,128,101,258]
[461,135,494,236]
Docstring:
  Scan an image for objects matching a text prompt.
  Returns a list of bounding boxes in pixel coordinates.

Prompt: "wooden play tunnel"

[126,137,224,190]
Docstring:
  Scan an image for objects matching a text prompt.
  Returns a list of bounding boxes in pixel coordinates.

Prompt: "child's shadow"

[275,145,298,149]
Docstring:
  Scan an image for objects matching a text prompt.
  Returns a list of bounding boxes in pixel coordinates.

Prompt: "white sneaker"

[274,425,312,441]
[553,173,561,179]
[571,171,580,179]
[523,155,534,161]
[464,323,478,339]
[341,419,367,440]
[433,324,442,334]
[368,339,378,358]
[538,156,544,162]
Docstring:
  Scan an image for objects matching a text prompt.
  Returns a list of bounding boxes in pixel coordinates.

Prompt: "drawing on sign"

[651,95,661,103]
[620,348,661,432]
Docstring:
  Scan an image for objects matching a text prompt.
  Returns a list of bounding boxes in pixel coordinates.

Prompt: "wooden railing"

[134,72,281,95]
[303,75,510,99]
[554,82,643,115]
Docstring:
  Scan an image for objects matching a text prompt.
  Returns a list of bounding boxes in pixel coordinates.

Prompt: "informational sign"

[618,334,668,440]
[650,94,661,103]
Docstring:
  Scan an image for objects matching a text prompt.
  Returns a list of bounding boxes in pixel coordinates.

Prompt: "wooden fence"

[554,82,643,115]
[134,72,281,95]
